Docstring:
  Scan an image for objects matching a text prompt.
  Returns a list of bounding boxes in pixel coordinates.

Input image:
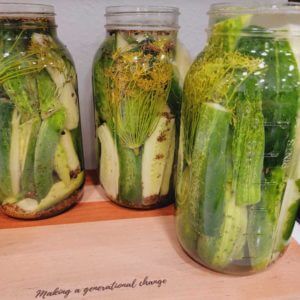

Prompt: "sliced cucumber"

[35,171,84,213]
[198,127,248,268]
[142,110,175,198]
[190,102,231,236]
[160,124,176,196]
[36,70,62,119]
[247,167,285,270]
[0,188,6,203]
[273,179,300,254]
[57,83,79,130]
[31,33,79,130]
[167,42,190,122]
[175,122,185,197]
[93,35,116,127]
[233,97,265,206]
[174,41,192,88]
[272,112,300,254]
[0,100,14,196]
[168,70,182,122]
[71,126,84,166]
[14,172,84,213]
[176,207,198,255]
[176,166,191,207]
[209,186,248,268]
[3,196,17,205]
[118,143,142,204]
[20,117,41,194]
[36,171,84,212]
[54,143,71,185]
[34,110,65,199]
[60,129,80,172]
[10,109,21,195]
[97,124,119,199]
[46,67,66,89]
[196,234,215,265]
[116,32,130,51]
[17,198,38,212]
[19,119,34,173]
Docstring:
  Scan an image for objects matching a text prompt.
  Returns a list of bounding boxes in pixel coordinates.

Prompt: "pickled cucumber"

[97,123,119,199]
[0,100,14,196]
[34,110,66,199]
[189,102,231,236]
[54,143,71,186]
[20,117,41,194]
[31,33,79,130]
[118,144,142,204]
[142,111,175,199]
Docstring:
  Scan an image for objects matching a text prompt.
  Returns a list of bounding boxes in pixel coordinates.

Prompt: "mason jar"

[0,3,85,219]
[93,6,190,209]
[176,1,300,274]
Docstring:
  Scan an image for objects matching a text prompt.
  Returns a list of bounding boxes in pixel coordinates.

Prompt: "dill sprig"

[0,31,46,84]
[105,42,173,150]
[30,33,74,82]
[182,47,263,164]
[0,53,44,83]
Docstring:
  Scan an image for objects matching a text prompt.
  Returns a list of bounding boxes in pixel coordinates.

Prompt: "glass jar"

[176,1,300,274]
[0,3,85,219]
[93,6,190,209]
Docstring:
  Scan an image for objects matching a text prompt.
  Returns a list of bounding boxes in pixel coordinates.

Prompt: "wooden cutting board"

[0,171,299,300]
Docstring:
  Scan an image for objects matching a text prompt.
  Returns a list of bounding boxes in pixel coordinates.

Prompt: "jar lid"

[105,6,180,31]
[209,1,300,16]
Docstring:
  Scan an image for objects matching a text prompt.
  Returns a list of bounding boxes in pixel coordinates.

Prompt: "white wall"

[25,0,229,169]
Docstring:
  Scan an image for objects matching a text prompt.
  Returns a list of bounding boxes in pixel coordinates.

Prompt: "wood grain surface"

[0,171,299,300]
[0,171,174,230]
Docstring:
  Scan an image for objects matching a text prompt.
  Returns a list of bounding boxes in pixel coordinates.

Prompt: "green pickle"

[0,12,84,219]
[176,5,300,275]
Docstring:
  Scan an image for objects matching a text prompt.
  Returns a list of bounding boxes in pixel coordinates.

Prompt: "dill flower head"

[104,38,174,149]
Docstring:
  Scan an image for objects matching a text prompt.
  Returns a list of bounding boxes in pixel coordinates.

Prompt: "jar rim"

[105,6,179,15]
[209,1,300,16]
[0,2,54,15]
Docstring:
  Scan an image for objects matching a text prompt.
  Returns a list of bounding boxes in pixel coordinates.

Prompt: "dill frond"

[0,31,48,84]
[104,40,173,150]
[0,53,44,84]
[182,47,263,164]
[29,33,73,81]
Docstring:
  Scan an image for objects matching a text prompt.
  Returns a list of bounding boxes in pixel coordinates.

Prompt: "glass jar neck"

[208,1,300,17]
[106,28,178,38]
[105,6,179,31]
[207,16,300,39]
[0,3,56,32]
[207,1,300,34]
[0,16,56,31]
